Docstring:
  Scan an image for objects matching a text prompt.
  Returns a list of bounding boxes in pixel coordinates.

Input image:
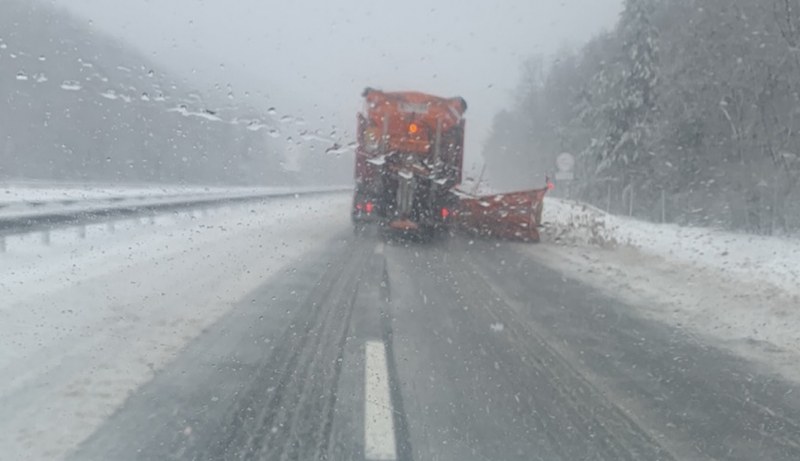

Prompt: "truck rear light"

[365,201,374,214]
[441,207,450,219]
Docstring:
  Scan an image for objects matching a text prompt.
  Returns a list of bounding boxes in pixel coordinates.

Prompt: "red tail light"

[441,207,450,219]
[365,201,374,214]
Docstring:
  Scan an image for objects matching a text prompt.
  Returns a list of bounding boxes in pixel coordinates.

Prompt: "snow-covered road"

[3,192,800,460]
[0,192,352,460]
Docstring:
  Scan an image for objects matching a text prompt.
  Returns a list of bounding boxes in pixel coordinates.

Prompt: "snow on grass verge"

[527,196,800,384]
[542,197,800,297]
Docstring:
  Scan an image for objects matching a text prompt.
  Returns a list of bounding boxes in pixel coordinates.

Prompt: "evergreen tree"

[595,0,660,175]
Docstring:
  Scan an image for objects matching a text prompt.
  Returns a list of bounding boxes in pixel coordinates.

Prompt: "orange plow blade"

[454,188,547,242]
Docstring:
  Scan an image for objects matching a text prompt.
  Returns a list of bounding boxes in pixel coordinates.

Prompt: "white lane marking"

[374,242,385,255]
[364,340,397,460]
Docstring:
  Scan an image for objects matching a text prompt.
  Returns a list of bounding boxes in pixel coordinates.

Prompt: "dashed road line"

[364,340,397,460]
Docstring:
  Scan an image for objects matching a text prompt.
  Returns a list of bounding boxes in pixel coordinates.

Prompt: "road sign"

[556,152,575,172]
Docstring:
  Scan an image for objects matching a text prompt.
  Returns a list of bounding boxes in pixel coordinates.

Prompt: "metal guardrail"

[0,188,350,237]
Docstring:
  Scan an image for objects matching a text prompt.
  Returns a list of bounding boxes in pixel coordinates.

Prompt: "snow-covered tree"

[485,0,800,231]
[594,0,660,175]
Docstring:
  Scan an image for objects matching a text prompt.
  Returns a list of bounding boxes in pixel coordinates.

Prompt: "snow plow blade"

[454,188,547,242]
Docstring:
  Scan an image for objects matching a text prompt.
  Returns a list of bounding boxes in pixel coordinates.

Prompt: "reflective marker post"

[555,171,574,198]
[555,153,575,199]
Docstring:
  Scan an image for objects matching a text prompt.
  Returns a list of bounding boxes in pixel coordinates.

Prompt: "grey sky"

[53,0,622,174]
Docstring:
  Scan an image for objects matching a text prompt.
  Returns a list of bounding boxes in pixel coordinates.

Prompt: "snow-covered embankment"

[526,197,800,381]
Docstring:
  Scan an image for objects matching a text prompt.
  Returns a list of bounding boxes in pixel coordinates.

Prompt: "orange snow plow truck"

[352,88,547,241]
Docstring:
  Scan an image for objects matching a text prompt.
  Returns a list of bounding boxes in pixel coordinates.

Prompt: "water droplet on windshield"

[0,43,7,50]
[38,55,46,61]
[268,129,280,138]
[140,92,150,101]
[147,69,155,77]
[246,120,267,132]
[15,72,28,81]
[106,156,112,162]
[280,115,293,123]
[60,80,82,91]
[267,107,277,115]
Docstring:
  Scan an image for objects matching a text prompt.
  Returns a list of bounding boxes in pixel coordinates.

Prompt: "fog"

[51,0,622,176]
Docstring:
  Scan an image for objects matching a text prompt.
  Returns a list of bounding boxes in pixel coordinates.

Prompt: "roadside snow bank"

[0,182,349,223]
[529,196,800,384]
[0,182,281,204]
[542,197,800,297]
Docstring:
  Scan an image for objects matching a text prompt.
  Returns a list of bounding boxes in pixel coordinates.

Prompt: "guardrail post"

[41,230,51,246]
[0,236,5,253]
[78,225,86,239]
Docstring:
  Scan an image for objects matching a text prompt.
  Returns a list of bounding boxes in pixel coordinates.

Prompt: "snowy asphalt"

[69,232,800,461]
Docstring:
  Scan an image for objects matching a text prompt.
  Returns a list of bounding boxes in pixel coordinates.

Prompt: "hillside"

[0,0,288,185]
